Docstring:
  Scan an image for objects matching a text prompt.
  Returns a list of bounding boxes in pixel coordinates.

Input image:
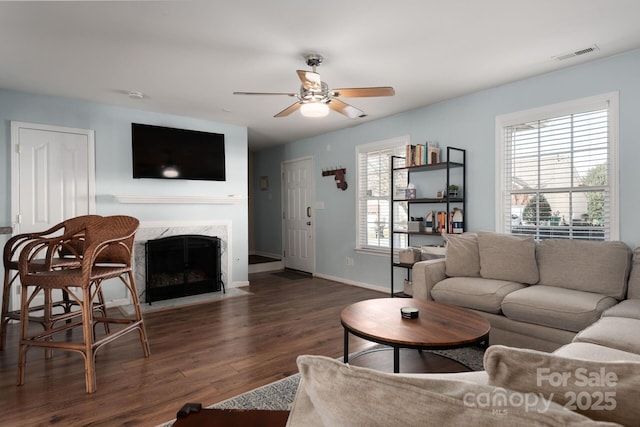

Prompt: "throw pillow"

[536,239,631,299]
[443,232,480,277]
[292,355,615,427]
[478,231,539,284]
[484,345,640,426]
[286,376,324,427]
[627,247,640,299]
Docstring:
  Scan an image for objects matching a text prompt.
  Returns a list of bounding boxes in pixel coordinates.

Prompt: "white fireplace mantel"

[132,220,233,304]
[114,194,244,204]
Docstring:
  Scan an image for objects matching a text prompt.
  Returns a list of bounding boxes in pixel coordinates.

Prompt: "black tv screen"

[132,123,226,181]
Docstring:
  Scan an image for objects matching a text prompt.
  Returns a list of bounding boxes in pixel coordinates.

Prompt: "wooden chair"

[16,215,150,393]
[1,215,104,350]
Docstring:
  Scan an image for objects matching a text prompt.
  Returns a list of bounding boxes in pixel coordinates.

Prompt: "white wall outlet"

[346,257,354,266]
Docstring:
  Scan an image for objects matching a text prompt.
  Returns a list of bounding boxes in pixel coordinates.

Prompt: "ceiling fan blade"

[274,101,302,118]
[328,98,365,119]
[296,70,321,90]
[331,87,395,98]
[233,91,297,96]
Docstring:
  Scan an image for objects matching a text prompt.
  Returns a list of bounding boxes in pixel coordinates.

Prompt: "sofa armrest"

[411,259,446,300]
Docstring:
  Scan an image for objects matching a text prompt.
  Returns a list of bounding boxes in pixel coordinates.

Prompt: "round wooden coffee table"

[341,298,490,373]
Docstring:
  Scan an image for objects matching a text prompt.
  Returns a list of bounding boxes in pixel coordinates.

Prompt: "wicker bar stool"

[16,215,150,393]
[1,215,105,351]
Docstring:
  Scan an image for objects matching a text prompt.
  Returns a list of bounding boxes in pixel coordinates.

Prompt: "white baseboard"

[232,280,250,288]
[313,273,388,295]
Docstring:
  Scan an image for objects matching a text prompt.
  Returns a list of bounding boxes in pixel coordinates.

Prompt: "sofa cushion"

[602,299,640,320]
[554,342,640,362]
[484,345,640,426]
[443,233,480,277]
[626,247,640,299]
[536,239,631,299]
[432,277,525,314]
[478,231,538,284]
[286,370,492,427]
[501,286,618,332]
[289,355,612,427]
[573,317,640,355]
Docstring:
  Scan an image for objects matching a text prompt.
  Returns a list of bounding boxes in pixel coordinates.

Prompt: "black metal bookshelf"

[390,147,466,297]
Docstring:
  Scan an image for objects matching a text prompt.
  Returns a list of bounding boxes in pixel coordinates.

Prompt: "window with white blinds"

[356,137,408,251]
[496,93,619,240]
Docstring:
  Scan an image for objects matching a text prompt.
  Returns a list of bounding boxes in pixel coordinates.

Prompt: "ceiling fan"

[233,54,395,118]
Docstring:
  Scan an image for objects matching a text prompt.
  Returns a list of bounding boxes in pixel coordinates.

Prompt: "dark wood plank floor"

[0,272,384,426]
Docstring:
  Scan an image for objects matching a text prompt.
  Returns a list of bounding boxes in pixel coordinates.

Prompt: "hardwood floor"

[0,272,384,426]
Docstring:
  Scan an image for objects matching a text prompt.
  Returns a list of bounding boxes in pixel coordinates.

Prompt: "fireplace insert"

[145,235,223,303]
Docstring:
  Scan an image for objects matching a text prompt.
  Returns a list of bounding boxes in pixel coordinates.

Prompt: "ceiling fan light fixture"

[300,102,329,118]
[233,54,394,119]
[305,71,321,85]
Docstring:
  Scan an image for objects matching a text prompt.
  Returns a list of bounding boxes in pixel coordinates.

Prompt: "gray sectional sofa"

[412,231,635,352]
[285,232,640,426]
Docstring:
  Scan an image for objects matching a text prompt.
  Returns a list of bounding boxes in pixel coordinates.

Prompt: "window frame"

[355,135,410,254]
[495,92,619,240]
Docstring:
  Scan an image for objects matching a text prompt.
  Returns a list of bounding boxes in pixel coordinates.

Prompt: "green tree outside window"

[522,194,552,225]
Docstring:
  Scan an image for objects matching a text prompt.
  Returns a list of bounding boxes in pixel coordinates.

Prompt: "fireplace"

[145,234,224,303]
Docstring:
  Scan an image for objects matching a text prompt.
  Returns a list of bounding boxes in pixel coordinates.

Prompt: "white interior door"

[282,157,314,273]
[9,121,96,310]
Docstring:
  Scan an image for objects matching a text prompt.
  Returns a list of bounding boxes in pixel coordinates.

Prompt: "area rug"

[155,345,485,427]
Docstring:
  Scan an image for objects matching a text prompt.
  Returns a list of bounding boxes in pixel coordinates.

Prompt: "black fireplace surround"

[145,234,223,303]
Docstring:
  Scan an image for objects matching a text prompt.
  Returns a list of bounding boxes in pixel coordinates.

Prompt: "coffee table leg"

[343,328,349,364]
[393,347,399,373]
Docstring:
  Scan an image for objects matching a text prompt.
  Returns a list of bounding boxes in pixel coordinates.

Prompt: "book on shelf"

[406,144,441,166]
[405,144,427,167]
[427,146,440,164]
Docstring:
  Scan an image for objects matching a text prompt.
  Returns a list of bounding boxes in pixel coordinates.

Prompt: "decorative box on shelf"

[398,248,421,264]
[405,188,416,199]
[407,221,424,232]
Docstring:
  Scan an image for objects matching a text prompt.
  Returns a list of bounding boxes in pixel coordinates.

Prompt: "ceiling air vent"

[553,44,600,61]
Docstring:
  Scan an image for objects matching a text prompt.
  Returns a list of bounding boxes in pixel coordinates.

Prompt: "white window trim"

[495,92,619,239]
[355,135,410,254]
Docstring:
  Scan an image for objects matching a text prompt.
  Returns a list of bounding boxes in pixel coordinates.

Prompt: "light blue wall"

[253,49,640,291]
[252,144,285,257]
[0,89,249,284]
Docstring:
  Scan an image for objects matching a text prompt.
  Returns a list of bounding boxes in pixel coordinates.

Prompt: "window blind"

[356,141,406,251]
[502,104,613,240]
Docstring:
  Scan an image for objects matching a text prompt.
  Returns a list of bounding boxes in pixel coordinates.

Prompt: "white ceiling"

[1,1,639,150]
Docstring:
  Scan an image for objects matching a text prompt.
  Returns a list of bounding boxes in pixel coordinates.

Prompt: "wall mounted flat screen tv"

[132,123,226,181]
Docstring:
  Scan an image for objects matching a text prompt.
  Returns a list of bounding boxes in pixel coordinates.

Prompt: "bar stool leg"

[81,285,97,394]
[44,288,53,359]
[16,283,31,386]
[127,271,150,357]
[0,270,16,350]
